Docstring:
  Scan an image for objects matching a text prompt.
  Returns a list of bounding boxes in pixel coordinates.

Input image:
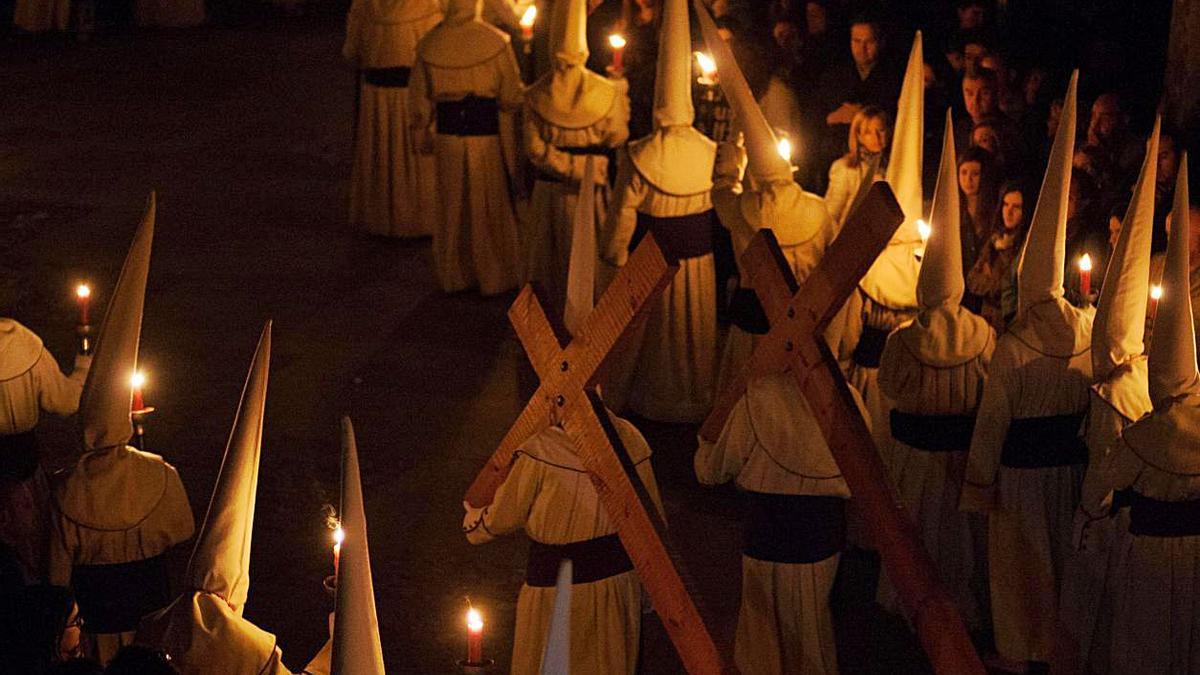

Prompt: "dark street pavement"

[1,15,935,673]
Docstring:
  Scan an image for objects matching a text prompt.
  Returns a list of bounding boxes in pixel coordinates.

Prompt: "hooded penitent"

[79,193,155,453]
[563,156,597,335]
[627,0,715,197]
[1091,117,1160,420]
[897,111,992,366]
[418,0,506,68]
[0,319,46,382]
[332,417,385,675]
[138,322,279,673]
[526,0,616,129]
[860,32,923,311]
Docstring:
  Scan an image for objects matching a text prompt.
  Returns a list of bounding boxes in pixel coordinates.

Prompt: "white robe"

[696,373,849,675]
[464,416,664,675]
[875,305,994,628]
[410,17,524,295]
[343,0,442,238]
[138,591,294,675]
[962,298,1094,663]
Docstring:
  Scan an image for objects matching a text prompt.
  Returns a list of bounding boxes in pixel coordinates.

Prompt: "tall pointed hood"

[527,0,615,128]
[917,111,963,308]
[653,0,694,128]
[563,157,596,335]
[445,0,479,23]
[693,0,792,183]
[885,31,925,245]
[187,322,271,612]
[1148,154,1200,406]
[79,193,155,452]
[420,0,507,69]
[549,0,587,65]
[1094,117,1159,381]
[331,417,385,675]
[1017,70,1078,315]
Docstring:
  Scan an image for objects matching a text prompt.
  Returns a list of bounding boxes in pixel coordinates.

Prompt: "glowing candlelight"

[695,51,717,85]
[917,219,931,243]
[608,33,626,71]
[75,283,92,325]
[466,607,484,664]
[1150,284,1164,318]
[519,5,536,41]
[332,525,345,575]
[130,371,146,412]
[1078,254,1093,298]
[776,137,793,162]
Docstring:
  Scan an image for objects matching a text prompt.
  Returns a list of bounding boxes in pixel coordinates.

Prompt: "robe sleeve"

[160,466,197,546]
[603,81,631,147]
[694,395,753,487]
[496,44,524,112]
[962,343,1014,511]
[602,150,645,267]
[33,349,88,417]
[1079,433,1139,520]
[824,160,851,227]
[464,453,542,544]
[340,0,363,64]
[407,56,434,134]
[522,112,609,183]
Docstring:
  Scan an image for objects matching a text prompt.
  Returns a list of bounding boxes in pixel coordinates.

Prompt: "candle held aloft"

[332,525,345,575]
[1078,253,1093,298]
[519,4,536,41]
[608,34,626,72]
[130,371,146,412]
[694,51,717,85]
[75,283,92,325]
[466,607,484,664]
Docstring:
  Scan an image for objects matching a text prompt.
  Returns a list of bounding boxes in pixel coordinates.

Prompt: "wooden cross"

[701,182,985,674]
[466,235,735,674]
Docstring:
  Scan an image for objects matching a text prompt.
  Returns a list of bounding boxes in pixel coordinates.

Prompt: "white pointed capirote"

[187,321,271,613]
[653,0,693,129]
[563,156,597,335]
[1148,154,1200,406]
[539,559,572,675]
[79,192,155,453]
[1094,117,1160,383]
[528,0,616,129]
[885,31,925,245]
[331,416,385,675]
[1017,70,1078,316]
[917,111,963,309]
[692,0,792,184]
[547,0,586,65]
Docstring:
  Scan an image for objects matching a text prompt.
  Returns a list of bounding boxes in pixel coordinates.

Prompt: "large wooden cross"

[701,182,985,674]
[466,235,735,674]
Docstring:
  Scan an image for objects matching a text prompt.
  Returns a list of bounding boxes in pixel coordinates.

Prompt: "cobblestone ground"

[2,15,942,673]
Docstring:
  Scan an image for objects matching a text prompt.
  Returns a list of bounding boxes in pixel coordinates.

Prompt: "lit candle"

[75,283,91,325]
[1150,284,1163,317]
[130,371,146,412]
[608,34,626,72]
[694,51,717,85]
[776,137,793,163]
[519,5,536,42]
[332,525,345,575]
[466,607,484,664]
[917,219,931,244]
[1078,253,1093,298]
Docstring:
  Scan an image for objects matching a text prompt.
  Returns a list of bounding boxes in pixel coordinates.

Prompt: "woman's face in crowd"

[959,161,982,197]
[1002,190,1023,230]
[857,116,887,154]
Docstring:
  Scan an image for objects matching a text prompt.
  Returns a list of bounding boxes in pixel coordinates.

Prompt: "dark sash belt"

[728,287,770,335]
[999,413,1088,469]
[851,325,889,369]
[1128,492,1200,538]
[436,96,500,136]
[890,411,976,452]
[526,534,634,587]
[73,553,171,633]
[361,66,411,88]
[1111,487,1135,514]
[743,492,846,564]
[631,210,714,260]
[0,430,39,482]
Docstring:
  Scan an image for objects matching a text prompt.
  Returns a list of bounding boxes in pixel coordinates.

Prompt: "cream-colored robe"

[602,147,717,423]
[523,75,629,313]
[962,298,1094,663]
[343,0,442,238]
[696,373,849,675]
[1083,399,1200,675]
[13,0,68,32]
[464,416,664,675]
[0,319,90,582]
[823,157,877,233]
[410,18,524,295]
[138,591,294,675]
[875,305,994,628]
[50,445,195,663]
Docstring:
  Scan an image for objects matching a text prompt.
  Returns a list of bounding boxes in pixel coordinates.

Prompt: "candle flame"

[917,219,931,243]
[466,607,484,632]
[608,33,626,50]
[776,137,792,162]
[519,5,536,28]
[76,283,91,299]
[694,51,716,77]
[130,371,146,389]
[332,525,345,546]
[1151,284,1164,301]
[1078,253,1093,272]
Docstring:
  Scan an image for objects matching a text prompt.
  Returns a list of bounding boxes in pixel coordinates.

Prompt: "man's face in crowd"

[850,23,879,71]
[962,76,996,123]
[1002,190,1024,230]
[1089,94,1124,143]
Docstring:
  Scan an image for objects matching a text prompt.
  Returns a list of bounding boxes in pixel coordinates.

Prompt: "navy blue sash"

[1128,492,1200,538]
[999,413,1088,468]
[72,553,171,633]
[362,67,411,87]
[631,210,714,260]
[743,492,846,564]
[890,411,976,452]
[526,534,634,587]
[851,325,889,369]
[436,95,500,136]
